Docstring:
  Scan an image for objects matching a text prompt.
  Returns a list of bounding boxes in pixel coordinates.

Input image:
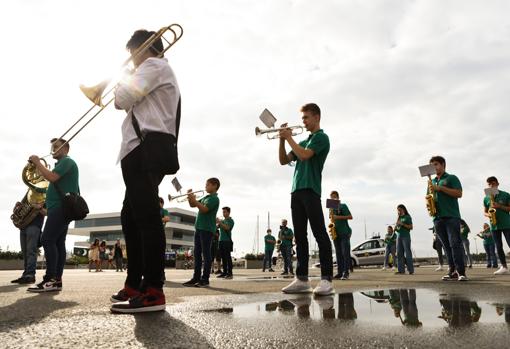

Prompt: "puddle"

[204,289,510,328]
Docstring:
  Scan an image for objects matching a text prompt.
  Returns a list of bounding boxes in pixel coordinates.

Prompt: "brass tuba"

[11,160,49,229]
[488,194,497,226]
[328,209,337,240]
[426,176,437,217]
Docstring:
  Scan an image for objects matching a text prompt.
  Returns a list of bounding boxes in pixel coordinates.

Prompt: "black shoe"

[224,275,233,280]
[280,272,288,276]
[269,269,275,272]
[182,279,199,287]
[27,278,60,293]
[442,272,459,281]
[214,270,223,275]
[341,273,349,280]
[333,274,342,280]
[217,274,227,278]
[196,280,210,288]
[11,277,24,284]
[110,287,166,314]
[18,276,36,284]
[262,269,265,272]
[468,265,473,269]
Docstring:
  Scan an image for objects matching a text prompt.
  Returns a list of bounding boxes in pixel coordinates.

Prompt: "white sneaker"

[313,279,334,296]
[381,266,387,270]
[435,266,443,271]
[494,267,509,275]
[281,279,312,294]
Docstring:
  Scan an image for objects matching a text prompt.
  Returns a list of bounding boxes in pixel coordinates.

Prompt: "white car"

[351,237,387,267]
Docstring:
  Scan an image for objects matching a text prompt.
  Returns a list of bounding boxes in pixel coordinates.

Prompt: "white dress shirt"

[115,57,180,162]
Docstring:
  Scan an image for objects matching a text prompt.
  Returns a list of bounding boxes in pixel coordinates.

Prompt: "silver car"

[351,237,387,267]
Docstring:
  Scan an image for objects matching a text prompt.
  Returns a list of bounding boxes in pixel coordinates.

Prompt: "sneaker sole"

[282,288,312,294]
[313,289,335,296]
[27,288,60,293]
[110,296,128,303]
[110,304,166,314]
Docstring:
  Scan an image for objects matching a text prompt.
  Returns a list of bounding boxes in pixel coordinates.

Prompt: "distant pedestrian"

[383,226,396,270]
[99,241,107,272]
[89,239,100,272]
[263,229,276,272]
[114,240,124,272]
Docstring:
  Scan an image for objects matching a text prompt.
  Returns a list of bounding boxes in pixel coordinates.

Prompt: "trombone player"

[110,29,181,314]
[277,103,334,296]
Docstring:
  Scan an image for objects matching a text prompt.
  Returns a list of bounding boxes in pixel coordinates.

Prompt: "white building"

[69,207,196,255]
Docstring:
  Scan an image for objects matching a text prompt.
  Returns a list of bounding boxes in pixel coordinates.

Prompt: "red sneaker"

[110,287,166,313]
[110,285,141,303]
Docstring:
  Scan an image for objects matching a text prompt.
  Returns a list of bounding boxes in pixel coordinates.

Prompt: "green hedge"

[0,250,23,260]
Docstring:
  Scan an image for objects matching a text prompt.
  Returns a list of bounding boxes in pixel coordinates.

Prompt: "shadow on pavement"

[0,283,27,293]
[164,280,255,295]
[134,310,212,349]
[0,293,78,332]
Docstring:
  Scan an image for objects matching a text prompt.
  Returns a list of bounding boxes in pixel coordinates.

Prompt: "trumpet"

[168,190,205,203]
[488,194,497,226]
[255,125,304,140]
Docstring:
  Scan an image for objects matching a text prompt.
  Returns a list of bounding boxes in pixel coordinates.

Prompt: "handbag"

[54,183,89,221]
[131,97,181,175]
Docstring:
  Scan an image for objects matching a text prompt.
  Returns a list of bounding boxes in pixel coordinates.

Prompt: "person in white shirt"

[110,29,181,314]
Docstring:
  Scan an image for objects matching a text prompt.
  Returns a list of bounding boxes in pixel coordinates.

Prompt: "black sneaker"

[442,272,459,281]
[182,279,199,287]
[216,274,227,278]
[18,276,36,284]
[341,273,349,280]
[196,280,210,288]
[27,278,60,293]
[333,274,342,280]
[224,275,233,280]
[281,272,289,276]
[111,287,166,314]
[11,277,24,284]
[269,269,275,272]
[111,285,140,303]
[214,270,223,275]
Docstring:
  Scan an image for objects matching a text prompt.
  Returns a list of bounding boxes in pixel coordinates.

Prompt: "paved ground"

[1,266,509,348]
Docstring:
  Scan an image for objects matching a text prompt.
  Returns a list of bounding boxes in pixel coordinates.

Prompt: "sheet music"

[484,187,499,196]
[418,164,436,177]
[171,177,183,193]
[259,108,277,128]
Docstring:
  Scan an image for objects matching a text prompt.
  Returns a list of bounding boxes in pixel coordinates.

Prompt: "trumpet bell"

[79,80,109,107]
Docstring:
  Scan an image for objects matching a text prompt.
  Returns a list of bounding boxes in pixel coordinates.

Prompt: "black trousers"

[219,241,233,275]
[121,146,166,289]
[291,189,333,280]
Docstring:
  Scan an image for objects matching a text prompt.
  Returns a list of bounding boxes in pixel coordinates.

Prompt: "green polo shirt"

[395,214,413,238]
[460,225,470,240]
[219,217,234,242]
[483,190,510,230]
[332,203,352,235]
[479,229,495,246]
[161,208,169,227]
[384,232,396,245]
[46,156,79,211]
[264,234,276,250]
[279,227,294,247]
[432,172,462,219]
[195,193,219,233]
[291,129,330,197]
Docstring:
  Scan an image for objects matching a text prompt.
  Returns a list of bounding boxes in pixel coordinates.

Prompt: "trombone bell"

[79,80,109,107]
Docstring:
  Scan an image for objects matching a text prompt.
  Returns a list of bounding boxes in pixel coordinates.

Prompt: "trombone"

[255,125,304,140]
[168,190,205,203]
[48,24,183,156]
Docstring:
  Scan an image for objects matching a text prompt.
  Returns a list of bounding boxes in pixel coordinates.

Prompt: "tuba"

[328,209,337,240]
[425,176,437,217]
[11,160,49,229]
[488,194,497,226]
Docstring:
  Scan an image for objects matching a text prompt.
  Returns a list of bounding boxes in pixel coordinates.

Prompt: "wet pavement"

[1,268,509,348]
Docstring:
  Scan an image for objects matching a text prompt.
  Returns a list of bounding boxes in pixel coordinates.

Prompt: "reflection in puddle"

[206,289,510,329]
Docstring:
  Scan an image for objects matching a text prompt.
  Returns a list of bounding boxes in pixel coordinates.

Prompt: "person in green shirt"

[263,229,276,272]
[330,191,353,280]
[460,219,473,268]
[483,176,510,275]
[183,178,220,288]
[395,204,414,275]
[278,103,333,296]
[28,138,79,293]
[159,197,170,227]
[383,225,396,270]
[216,206,234,279]
[429,155,467,281]
[279,219,294,275]
[477,223,498,268]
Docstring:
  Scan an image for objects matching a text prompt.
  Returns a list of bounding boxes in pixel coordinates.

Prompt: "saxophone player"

[329,191,353,280]
[428,156,467,281]
[483,176,510,275]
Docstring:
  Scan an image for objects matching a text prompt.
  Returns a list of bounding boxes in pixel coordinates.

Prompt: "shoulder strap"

[131,112,144,142]
[131,95,181,142]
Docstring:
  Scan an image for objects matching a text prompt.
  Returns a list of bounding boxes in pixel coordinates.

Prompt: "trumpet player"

[182,178,220,287]
[110,29,181,314]
[278,103,333,295]
[428,156,467,281]
[483,176,510,275]
[329,191,353,280]
[216,207,234,279]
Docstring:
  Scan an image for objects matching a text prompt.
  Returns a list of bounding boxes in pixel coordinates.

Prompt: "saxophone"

[488,194,497,226]
[425,176,437,217]
[11,160,49,229]
[328,209,337,240]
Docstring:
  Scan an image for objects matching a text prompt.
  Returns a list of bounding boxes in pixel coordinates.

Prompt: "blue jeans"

[384,243,396,268]
[281,245,293,273]
[263,248,274,270]
[333,234,351,275]
[41,207,70,280]
[492,229,510,267]
[193,230,213,282]
[461,238,473,266]
[434,217,465,275]
[483,244,498,267]
[396,235,414,274]
[20,224,41,277]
